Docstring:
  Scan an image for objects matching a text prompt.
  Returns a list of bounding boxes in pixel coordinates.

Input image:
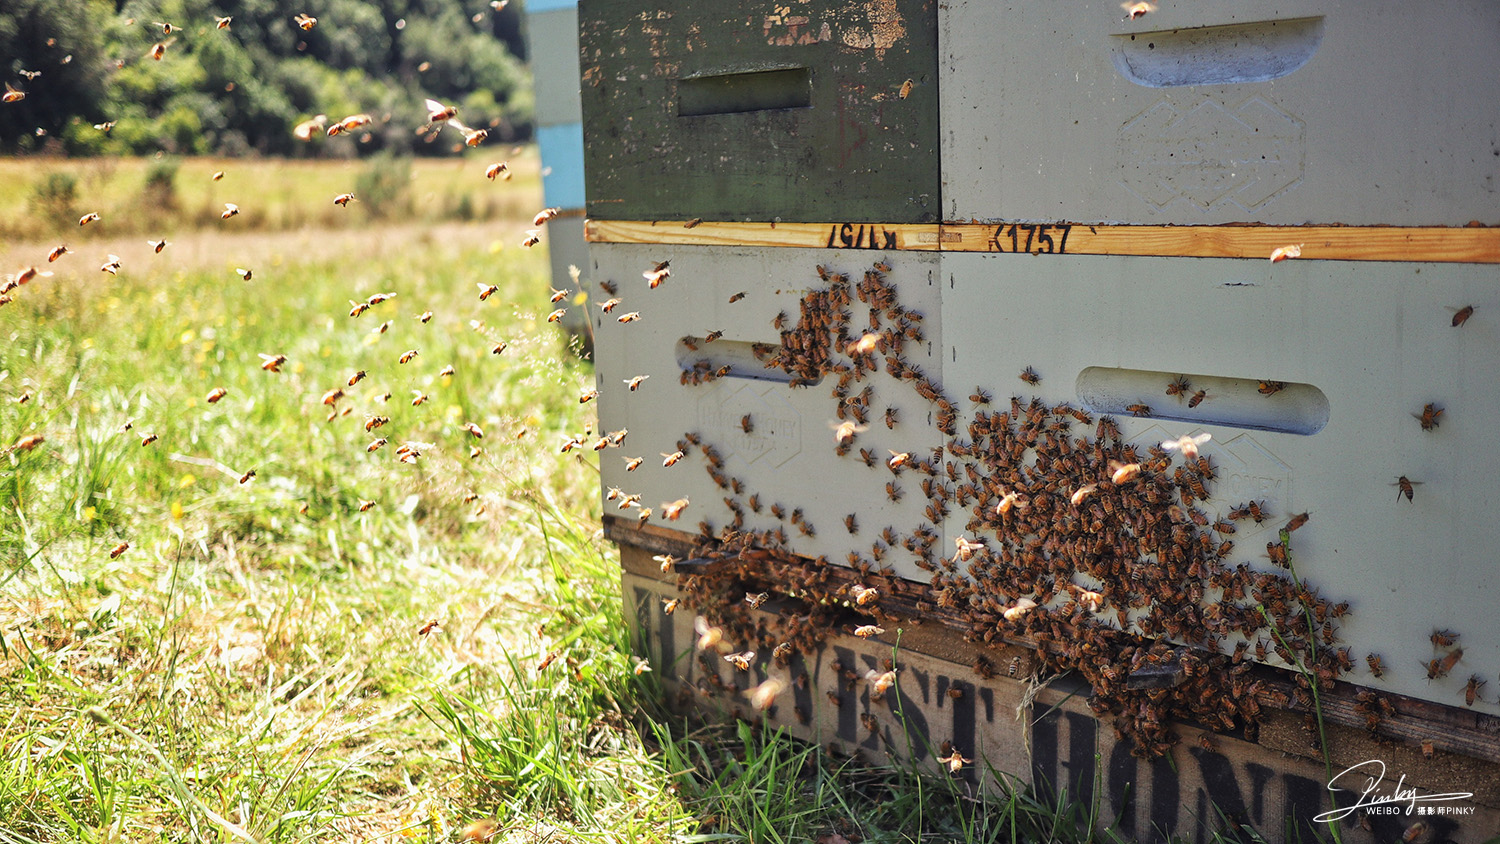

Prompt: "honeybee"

[321,388,344,406]
[598,298,622,314]
[1188,389,1209,408]
[853,625,885,638]
[333,193,355,207]
[1414,403,1443,431]
[750,678,787,711]
[600,280,619,295]
[99,255,121,274]
[399,349,419,364]
[1431,629,1459,647]
[410,391,428,406]
[236,267,252,281]
[621,456,644,472]
[491,342,507,355]
[518,230,541,248]
[724,651,755,671]
[221,203,240,219]
[109,542,129,559]
[662,498,690,520]
[294,13,317,30]
[1258,380,1287,396]
[139,433,158,446]
[462,422,484,438]
[215,15,232,29]
[635,507,651,526]
[358,500,376,512]
[1285,512,1310,532]
[1126,403,1152,417]
[547,309,566,323]
[1070,484,1097,506]
[548,287,572,305]
[1161,432,1211,459]
[1451,305,1475,327]
[617,311,642,323]
[661,598,679,615]
[143,238,170,254]
[485,162,509,181]
[211,170,224,181]
[620,375,649,393]
[533,208,560,227]
[46,245,69,263]
[205,387,228,404]
[728,291,747,303]
[1019,366,1041,385]
[1003,598,1038,622]
[1120,1,1156,19]
[643,261,671,288]
[2,83,24,103]
[937,749,970,773]
[1393,476,1420,502]
[1269,243,1303,262]
[744,592,769,609]
[259,353,286,372]
[850,585,879,606]
[1365,654,1385,678]
[996,489,1028,516]
[364,415,389,432]
[490,1,508,9]
[348,299,373,318]
[9,433,45,452]
[147,41,170,60]
[832,420,867,444]
[1464,675,1485,707]
[1164,375,1190,398]
[238,470,256,484]
[475,282,500,301]
[79,212,100,226]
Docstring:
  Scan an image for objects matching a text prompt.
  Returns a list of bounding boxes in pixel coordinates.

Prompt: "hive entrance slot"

[676,337,812,386]
[677,67,813,117]
[1076,367,1327,435]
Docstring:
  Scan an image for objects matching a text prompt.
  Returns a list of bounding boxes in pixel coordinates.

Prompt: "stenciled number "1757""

[989,223,1072,254]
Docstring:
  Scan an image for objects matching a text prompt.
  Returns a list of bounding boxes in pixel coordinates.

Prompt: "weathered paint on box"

[940,1,1500,225]
[579,0,940,223]
[624,567,1500,844]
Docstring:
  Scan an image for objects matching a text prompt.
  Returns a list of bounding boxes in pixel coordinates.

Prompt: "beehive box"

[940,1,1500,226]
[581,2,1500,840]
[578,0,940,223]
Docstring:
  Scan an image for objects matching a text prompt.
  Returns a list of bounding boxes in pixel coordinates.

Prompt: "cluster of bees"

[654,259,1404,759]
[4,11,559,555]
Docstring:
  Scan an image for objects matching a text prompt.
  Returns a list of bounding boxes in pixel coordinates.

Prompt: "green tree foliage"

[0,0,532,156]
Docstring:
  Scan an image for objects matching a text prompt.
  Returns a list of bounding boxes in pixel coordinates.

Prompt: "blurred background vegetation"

[0,0,533,157]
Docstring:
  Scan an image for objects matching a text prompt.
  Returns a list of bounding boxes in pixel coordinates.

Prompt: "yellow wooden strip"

[585,219,944,251]
[588,219,1500,263]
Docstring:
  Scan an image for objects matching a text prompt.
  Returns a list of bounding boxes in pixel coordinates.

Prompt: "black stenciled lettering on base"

[826,223,899,250]
[988,223,1072,254]
[1031,708,1097,811]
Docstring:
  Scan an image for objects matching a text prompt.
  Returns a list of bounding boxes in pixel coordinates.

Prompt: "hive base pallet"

[615,534,1500,844]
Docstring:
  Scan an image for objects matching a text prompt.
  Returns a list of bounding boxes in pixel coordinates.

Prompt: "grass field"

[0,157,1131,844]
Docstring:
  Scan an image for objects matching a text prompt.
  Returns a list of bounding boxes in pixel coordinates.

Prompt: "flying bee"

[2,83,24,103]
[366,437,388,453]
[521,230,541,248]
[79,212,100,226]
[462,422,484,438]
[623,456,643,472]
[47,245,68,262]
[727,291,747,304]
[410,391,428,406]
[579,388,598,404]
[599,298,622,313]
[545,308,566,323]
[643,261,670,288]
[724,652,755,671]
[1110,462,1141,484]
[238,470,256,484]
[348,300,371,317]
[1451,304,1475,327]
[750,678,787,711]
[211,170,223,180]
[1165,375,1190,398]
[661,598,680,615]
[662,498,689,520]
[1161,432,1211,459]
[549,287,571,304]
[148,41,169,60]
[215,15,232,29]
[744,592,769,609]
[1121,1,1156,20]
[1269,243,1303,262]
[704,330,724,343]
[1393,476,1420,502]
[832,420,867,444]
[1019,366,1041,385]
[100,255,121,274]
[938,749,970,774]
[294,13,317,30]
[635,507,651,526]
[1003,597,1038,622]
[364,415,389,432]
[853,625,885,638]
[221,203,239,219]
[259,353,287,372]
[139,433,158,447]
[1285,512,1310,532]
[476,282,499,301]
[1070,484,1098,505]
[850,585,879,606]
[206,387,228,404]
[399,349,419,364]
[372,320,391,334]
[236,267,252,281]
[147,239,169,253]
[109,542,129,559]
[491,342,506,354]
[1414,403,1443,431]
[485,162,509,180]
[1188,389,1209,408]
[438,365,455,378]
[333,193,355,207]
[617,312,641,323]
[532,207,560,227]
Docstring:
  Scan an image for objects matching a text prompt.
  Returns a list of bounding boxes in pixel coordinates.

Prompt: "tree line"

[0,0,533,156]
